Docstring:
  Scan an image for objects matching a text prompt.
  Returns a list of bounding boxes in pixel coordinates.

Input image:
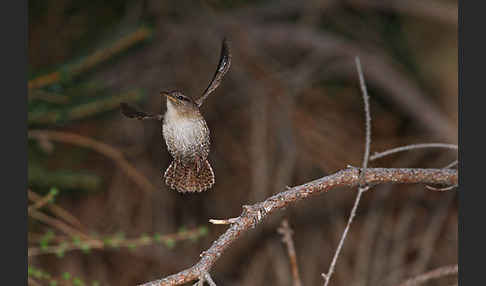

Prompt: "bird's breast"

[162,115,209,160]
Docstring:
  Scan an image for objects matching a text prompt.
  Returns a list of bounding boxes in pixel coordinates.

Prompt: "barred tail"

[164,159,215,193]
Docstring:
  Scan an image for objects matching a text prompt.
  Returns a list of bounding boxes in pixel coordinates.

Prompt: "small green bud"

[140,233,151,244]
[127,243,136,250]
[199,226,209,236]
[73,277,84,286]
[164,238,176,249]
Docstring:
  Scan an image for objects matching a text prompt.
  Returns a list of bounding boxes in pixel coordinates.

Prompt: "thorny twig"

[138,167,457,286]
[278,219,302,286]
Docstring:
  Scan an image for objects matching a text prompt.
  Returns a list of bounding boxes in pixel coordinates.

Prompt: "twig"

[443,160,458,169]
[278,219,302,286]
[409,193,456,276]
[28,227,207,257]
[370,143,458,161]
[204,273,217,286]
[322,56,372,286]
[28,190,57,213]
[383,192,420,285]
[208,218,239,225]
[28,130,156,193]
[28,190,86,231]
[356,56,372,182]
[28,278,41,286]
[351,185,391,286]
[424,184,458,192]
[29,210,91,241]
[395,264,458,286]
[137,167,457,286]
[193,272,217,286]
[28,26,152,90]
[249,24,455,140]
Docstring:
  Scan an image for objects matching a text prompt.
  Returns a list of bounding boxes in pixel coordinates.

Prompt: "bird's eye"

[178,96,186,101]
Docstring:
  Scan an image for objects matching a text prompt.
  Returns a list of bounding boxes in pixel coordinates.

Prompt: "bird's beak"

[163,92,178,103]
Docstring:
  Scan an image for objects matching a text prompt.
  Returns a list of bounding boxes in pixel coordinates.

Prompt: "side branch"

[139,167,457,286]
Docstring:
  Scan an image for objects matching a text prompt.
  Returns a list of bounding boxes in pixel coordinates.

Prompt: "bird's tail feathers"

[164,159,215,193]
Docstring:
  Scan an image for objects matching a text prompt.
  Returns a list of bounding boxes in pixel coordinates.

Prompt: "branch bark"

[138,167,457,286]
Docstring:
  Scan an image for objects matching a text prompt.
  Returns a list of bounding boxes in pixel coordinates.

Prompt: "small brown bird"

[120,38,231,192]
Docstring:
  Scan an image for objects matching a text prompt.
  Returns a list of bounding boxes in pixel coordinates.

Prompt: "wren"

[120,38,231,192]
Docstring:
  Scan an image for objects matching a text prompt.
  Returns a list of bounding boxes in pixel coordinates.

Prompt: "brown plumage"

[120,38,231,193]
[164,159,214,193]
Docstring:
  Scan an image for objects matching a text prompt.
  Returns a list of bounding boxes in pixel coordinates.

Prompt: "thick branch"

[139,167,457,286]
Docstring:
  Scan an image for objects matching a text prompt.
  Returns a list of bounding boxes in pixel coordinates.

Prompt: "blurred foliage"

[28,22,152,193]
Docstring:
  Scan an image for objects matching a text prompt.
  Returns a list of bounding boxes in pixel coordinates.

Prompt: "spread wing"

[120,103,162,121]
[195,38,232,107]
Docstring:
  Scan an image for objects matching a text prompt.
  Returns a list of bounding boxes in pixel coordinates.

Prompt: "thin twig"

[370,143,458,161]
[409,193,456,276]
[28,130,156,193]
[28,227,206,257]
[383,192,420,285]
[443,160,458,169]
[395,264,458,286]
[28,26,152,90]
[28,190,86,231]
[249,24,456,140]
[322,56,372,286]
[29,210,91,241]
[204,273,217,286]
[28,278,41,286]
[137,167,457,286]
[424,184,458,192]
[28,190,56,213]
[208,218,239,225]
[351,185,391,286]
[278,219,302,286]
[356,56,372,182]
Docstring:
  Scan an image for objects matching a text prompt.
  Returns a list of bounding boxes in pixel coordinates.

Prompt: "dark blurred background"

[27,0,458,285]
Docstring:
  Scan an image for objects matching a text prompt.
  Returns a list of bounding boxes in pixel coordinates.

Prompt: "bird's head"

[161,90,199,117]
